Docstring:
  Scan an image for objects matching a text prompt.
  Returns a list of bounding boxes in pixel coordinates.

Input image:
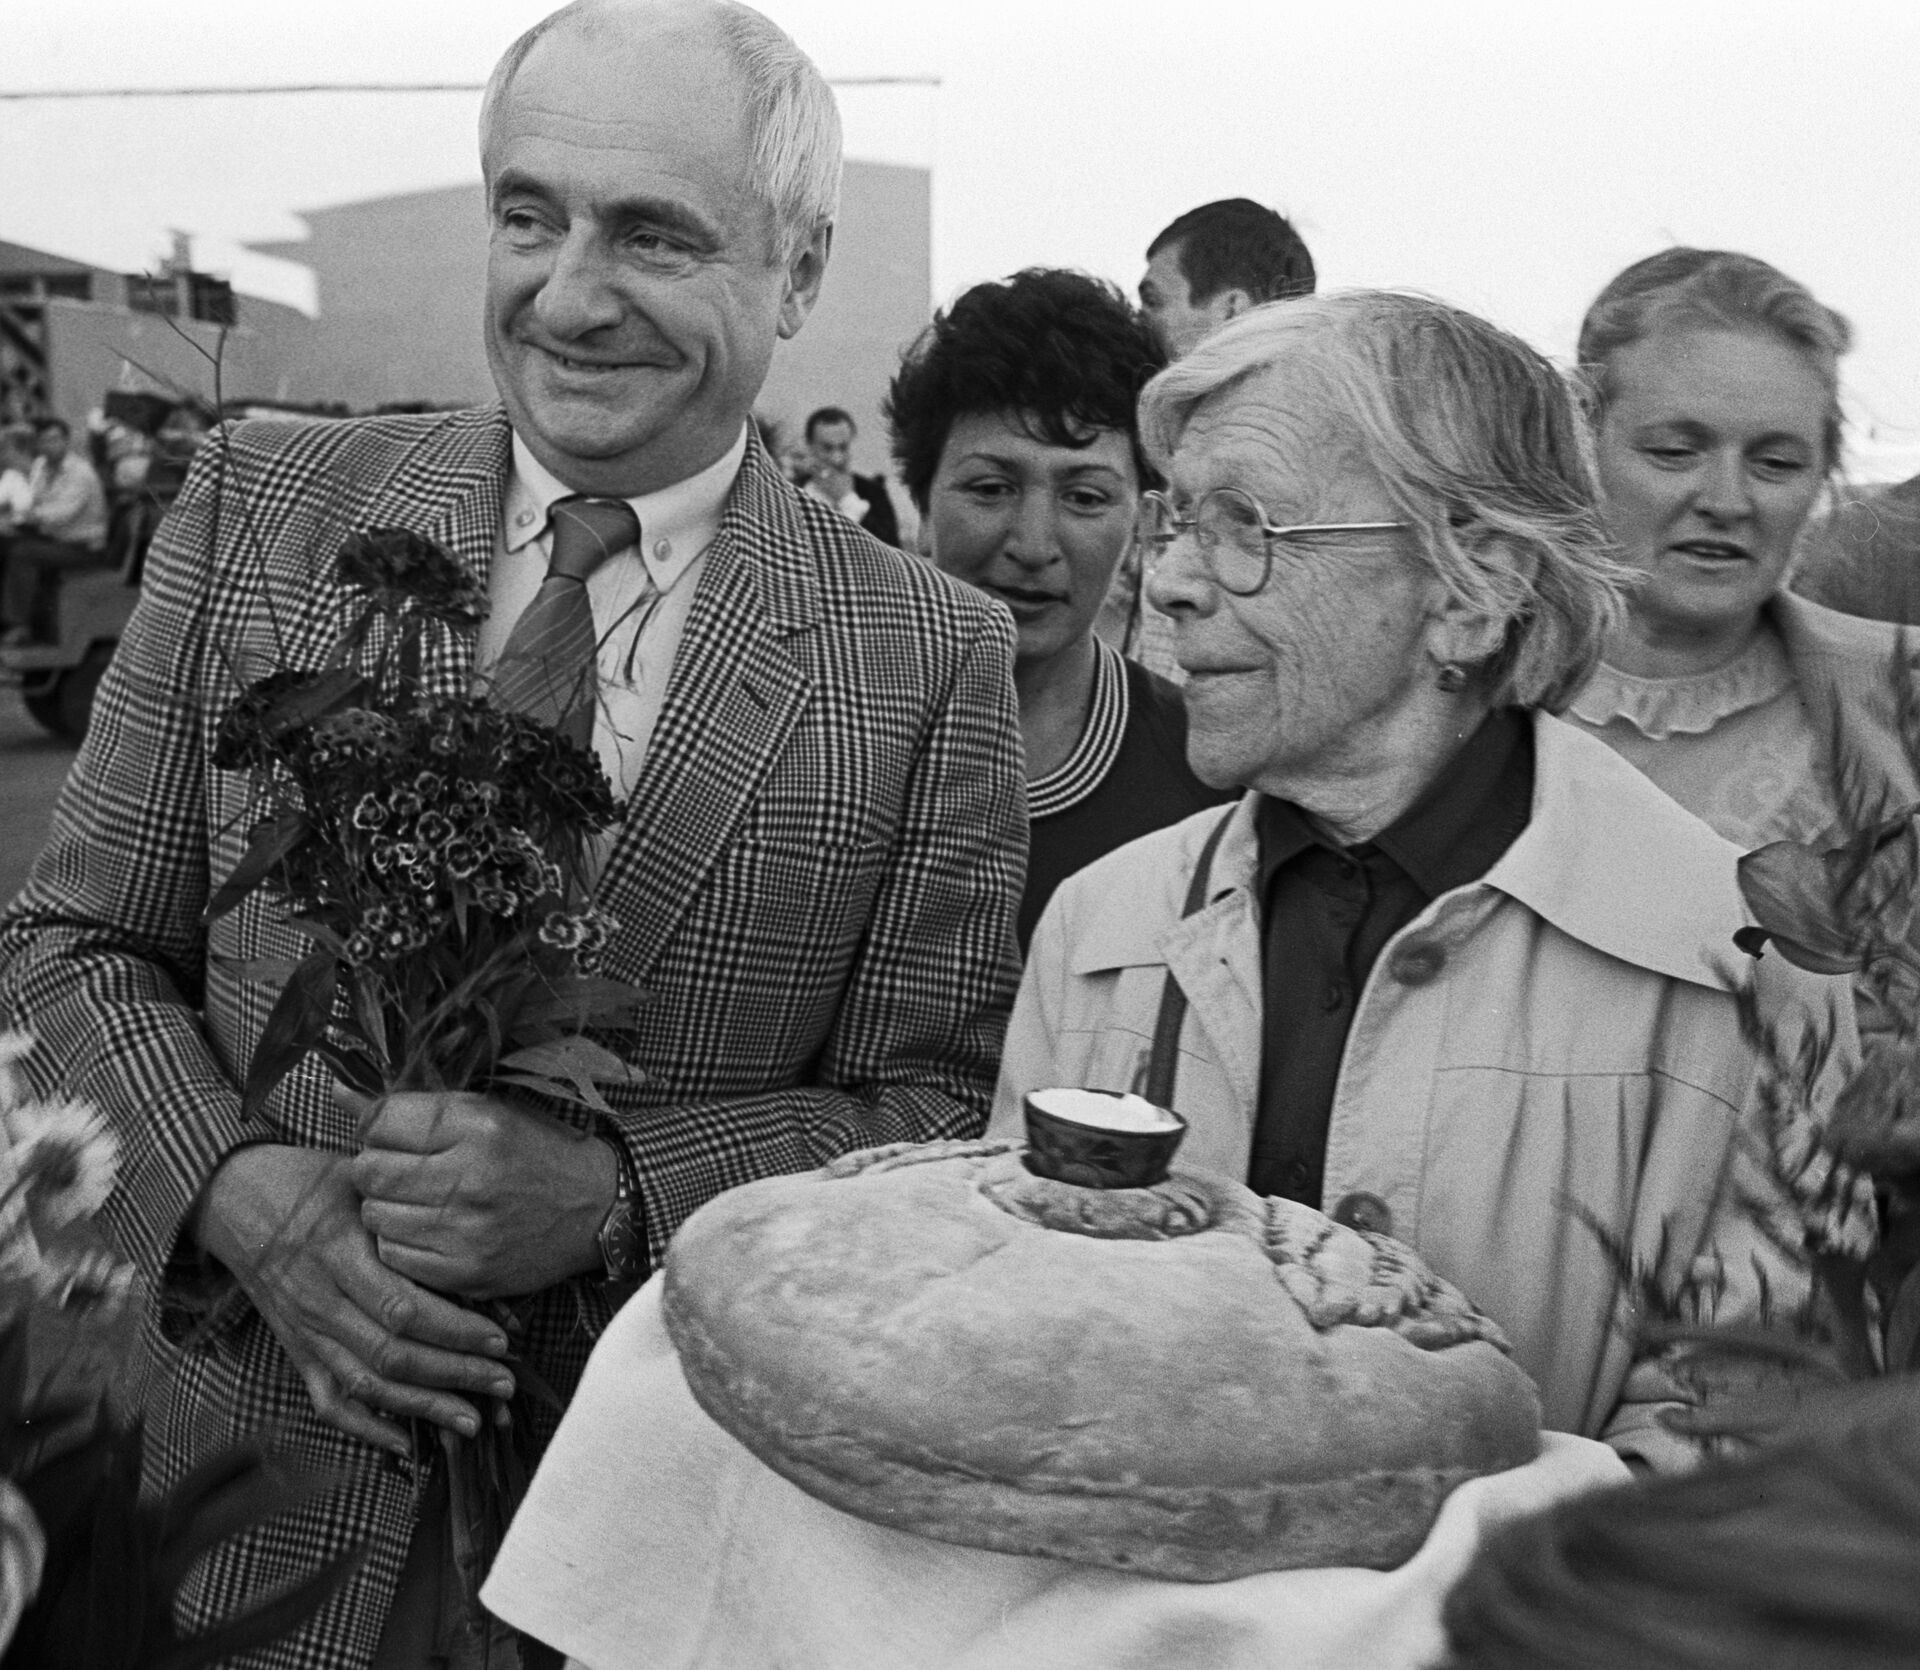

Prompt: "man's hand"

[349,1090,616,1300]
[193,1144,518,1454]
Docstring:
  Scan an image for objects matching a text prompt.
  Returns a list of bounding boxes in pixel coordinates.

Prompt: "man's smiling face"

[482,13,825,496]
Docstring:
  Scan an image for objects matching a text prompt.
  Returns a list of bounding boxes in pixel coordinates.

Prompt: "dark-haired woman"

[886,268,1233,950]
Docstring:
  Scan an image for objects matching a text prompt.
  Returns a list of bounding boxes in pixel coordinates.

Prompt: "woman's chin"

[1630,580,1773,643]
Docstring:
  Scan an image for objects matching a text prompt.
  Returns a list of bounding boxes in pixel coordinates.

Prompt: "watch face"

[601,1205,642,1281]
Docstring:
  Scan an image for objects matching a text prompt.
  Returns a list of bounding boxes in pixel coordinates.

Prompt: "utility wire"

[0,77,939,100]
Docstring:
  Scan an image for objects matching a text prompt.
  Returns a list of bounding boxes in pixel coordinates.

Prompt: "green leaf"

[258,666,368,738]
[242,950,338,1121]
[1735,839,1868,974]
[219,954,310,989]
[206,811,310,924]
[149,1543,370,1670]
[517,975,653,1033]
[151,1439,344,1599]
[314,1039,386,1100]
[1887,1265,1920,1372]
[288,917,354,960]
[500,1034,641,1086]
[345,969,390,1069]
[495,1033,644,1113]
[493,1071,608,1115]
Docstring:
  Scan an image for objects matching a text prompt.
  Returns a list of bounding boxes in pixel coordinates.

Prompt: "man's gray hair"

[1138,291,1631,713]
[479,0,843,262]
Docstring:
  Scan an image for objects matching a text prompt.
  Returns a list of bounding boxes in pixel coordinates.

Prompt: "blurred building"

[0,234,310,431]
[247,159,932,468]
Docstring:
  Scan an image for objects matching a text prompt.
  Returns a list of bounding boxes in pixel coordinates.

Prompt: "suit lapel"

[596,440,819,981]
[283,410,510,696]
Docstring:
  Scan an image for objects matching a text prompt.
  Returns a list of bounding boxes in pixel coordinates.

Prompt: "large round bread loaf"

[662,1138,1541,1581]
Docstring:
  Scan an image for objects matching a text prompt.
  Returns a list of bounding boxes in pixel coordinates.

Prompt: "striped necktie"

[491,495,640,747]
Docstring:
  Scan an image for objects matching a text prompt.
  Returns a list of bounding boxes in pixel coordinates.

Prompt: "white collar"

[503,427,747,592]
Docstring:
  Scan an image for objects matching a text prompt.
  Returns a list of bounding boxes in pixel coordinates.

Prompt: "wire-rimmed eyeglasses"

[1139,488,1407,595]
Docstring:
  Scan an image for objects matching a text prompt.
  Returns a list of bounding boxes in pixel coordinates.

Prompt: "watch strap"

[595,1135,644,1284]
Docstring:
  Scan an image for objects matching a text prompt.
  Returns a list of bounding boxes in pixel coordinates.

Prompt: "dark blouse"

[1019,641,1235,953]
[1249,708,1534,1204]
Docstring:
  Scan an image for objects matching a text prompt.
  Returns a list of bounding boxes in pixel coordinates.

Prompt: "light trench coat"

[992,714,1855,1469]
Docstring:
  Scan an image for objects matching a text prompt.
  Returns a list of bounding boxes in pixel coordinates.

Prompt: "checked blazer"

[0,407,1026,1668]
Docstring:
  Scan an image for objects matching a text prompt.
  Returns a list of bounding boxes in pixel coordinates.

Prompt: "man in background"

[1107,198,1318,679]
[801,404,902,547]
[1138,198,1316,359]
[2,417,110,636]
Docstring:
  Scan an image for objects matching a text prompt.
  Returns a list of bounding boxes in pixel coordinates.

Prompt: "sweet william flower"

[337,528,489,626]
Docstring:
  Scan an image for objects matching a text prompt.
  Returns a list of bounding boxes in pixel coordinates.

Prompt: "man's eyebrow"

[608,196,723,249]
[488,171,723,248]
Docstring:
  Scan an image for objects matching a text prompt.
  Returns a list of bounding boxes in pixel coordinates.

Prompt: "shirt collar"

[1253,708,1534,901]
[503,426,748,593]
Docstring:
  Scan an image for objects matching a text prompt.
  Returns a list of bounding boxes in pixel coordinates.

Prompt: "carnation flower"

[337,528,489,626]
[0,1032,34,1111]
[4,1096,117,1230]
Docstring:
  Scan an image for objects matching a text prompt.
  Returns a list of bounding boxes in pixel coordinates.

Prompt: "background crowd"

[0,1,1916,1667]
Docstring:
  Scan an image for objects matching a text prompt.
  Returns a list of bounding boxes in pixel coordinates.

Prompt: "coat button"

[1331,1191,1393,1236]
[1388,938,1446,986]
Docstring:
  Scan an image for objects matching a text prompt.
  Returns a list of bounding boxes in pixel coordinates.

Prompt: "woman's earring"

[1435,662,1469,693]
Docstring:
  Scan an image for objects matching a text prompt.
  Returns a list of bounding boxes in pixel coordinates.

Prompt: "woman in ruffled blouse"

[1566,248,1916,854]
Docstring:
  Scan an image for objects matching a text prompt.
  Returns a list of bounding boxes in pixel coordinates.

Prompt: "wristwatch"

[595,1136,644,1284]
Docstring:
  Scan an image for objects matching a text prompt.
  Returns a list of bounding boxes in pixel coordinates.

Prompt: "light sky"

[6,0,1919,477]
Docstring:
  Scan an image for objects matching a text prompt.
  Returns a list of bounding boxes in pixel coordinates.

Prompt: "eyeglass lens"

[1144,489,1271,591]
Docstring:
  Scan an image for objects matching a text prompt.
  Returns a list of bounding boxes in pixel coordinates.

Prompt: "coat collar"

[1767,589,1920,812]
[1066,712,1755,994]
[1487,713,1749,991]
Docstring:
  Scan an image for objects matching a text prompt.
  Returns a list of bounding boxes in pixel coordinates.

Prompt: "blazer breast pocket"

[698,833,892,970]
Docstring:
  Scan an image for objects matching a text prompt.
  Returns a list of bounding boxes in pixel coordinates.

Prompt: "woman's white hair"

[1139,291,1632,712]
[479,0,843,262]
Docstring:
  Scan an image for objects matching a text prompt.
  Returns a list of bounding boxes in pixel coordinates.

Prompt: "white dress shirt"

[479,427,748,798]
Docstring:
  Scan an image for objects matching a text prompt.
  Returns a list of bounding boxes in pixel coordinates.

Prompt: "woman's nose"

[1003,493,1063,569]
[1693,450,1754,523]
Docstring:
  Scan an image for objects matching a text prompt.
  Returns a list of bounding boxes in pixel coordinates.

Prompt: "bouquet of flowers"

[1594,643,1920,1447]
[206,526,649,1625]
[0,1032,363,1668]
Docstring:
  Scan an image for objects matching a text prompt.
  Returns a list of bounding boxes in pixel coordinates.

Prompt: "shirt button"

[1281,1159,1315,1197]
[1322,980,1349,1012]
[1388,939,1446,986]
[1331,1191,1394,1236]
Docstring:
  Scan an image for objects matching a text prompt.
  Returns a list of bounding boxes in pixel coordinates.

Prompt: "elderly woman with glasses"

[991,291,1853,1470]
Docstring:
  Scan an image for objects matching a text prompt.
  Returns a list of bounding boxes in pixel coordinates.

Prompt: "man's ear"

[1214,288,1256,325]
[777,223,833,341]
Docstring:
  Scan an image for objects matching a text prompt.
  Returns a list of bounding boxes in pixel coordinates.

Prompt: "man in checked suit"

[0,2,1023,1664]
